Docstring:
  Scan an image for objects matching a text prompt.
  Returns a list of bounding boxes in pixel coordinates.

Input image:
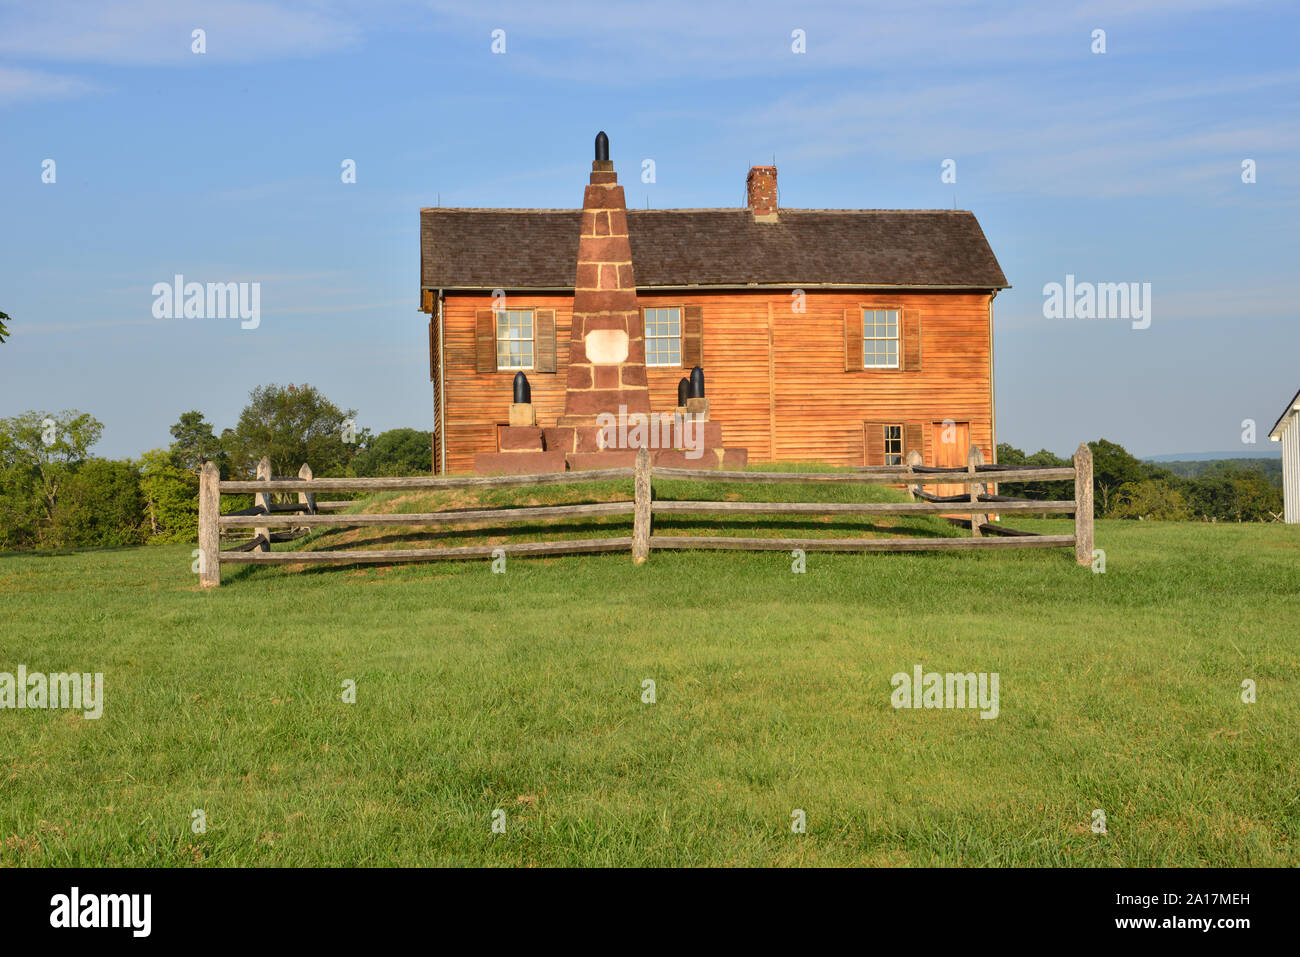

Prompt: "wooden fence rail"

[197,444,1095,587]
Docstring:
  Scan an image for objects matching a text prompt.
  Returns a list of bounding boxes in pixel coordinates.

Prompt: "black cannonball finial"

[689,365,705,399]
[677,377,691,407]
[595,131,609,162]
[513,371,531,404]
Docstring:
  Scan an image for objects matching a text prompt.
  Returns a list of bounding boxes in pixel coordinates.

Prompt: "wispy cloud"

[0,0,360,65]
[12,317,165,335]
[423,0,1273,80]
[263,298,415,317]
[728,68,1300,198]
[0,65,98,105]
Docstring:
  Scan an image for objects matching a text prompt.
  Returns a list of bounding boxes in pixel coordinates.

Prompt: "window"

[644,307,682,366]
[496,309,534,370]
[884,424,903,466]
[863,308,899,368]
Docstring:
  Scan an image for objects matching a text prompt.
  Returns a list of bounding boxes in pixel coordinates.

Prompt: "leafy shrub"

[1111,480,1192,520]
[49,459,146,547]
[348,428,431,476]
[139,449,199,543]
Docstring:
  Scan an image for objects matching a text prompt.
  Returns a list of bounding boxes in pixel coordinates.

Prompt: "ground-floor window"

[884,424,903,465]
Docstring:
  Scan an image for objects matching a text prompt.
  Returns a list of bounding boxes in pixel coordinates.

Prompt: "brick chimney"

[746,165,778,222]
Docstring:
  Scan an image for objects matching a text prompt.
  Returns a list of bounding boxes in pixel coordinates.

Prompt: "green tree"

[0,462,43,549]
[49,459,145,547]
[0,310,10,344]
[349,428,431,476]
[0,410,104,525]
[1227,471,1281,522]
[1088,438,1148,516]
[1111,479,1192,520]
[168,410,225,474]
[139,448,199,542]
[996,443,1072,501]
[1187,467,1282,522]
[226,383,356,478]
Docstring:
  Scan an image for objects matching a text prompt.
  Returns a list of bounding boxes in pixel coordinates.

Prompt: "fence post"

[297,463,316,514]
[968,445,984,536]
[905,449,922,501]
[198,461,221,588]
[1074,443,1094,566]
[255,455,271,552]
[633,447,651,565]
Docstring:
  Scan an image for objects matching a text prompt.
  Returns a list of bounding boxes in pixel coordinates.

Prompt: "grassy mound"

[282,463,958,558]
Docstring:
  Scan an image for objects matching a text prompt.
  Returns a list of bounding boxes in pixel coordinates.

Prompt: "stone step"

[652,448,747,469]
[541,427,576,454]
[474,451,567,475]
[564,448,748,471]
[545,419,724,453]
[498,426,544,451]
[566,450,638,470]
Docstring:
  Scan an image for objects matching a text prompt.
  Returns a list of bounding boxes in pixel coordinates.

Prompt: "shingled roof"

[421,207,1009,291]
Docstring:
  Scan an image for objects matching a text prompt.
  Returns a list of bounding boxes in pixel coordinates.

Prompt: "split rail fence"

[197,445,1094,587]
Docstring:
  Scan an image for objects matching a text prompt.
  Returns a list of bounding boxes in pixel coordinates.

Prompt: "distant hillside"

[1148,457,1283,487]
[1145,450,1281,462]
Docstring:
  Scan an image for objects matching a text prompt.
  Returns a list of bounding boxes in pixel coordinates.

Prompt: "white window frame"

[863,307,900,369]
[644,306,682,367]
[496,308,534,371]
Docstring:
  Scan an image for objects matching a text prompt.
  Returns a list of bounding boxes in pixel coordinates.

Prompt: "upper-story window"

[496,309,534,370]
[644,307,682,366]
[863,308,900,368]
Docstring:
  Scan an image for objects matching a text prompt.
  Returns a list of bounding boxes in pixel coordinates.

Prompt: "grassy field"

[1,471,1297,867]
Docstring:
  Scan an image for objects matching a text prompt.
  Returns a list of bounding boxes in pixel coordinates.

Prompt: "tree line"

[998,439,1282,522]
[0,383,430,551]
[0,386,1284,552]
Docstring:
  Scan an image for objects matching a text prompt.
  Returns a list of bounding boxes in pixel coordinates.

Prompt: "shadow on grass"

[1,543,165,558]
[219,514,951,571]
[276,515,949,551]
[303,520,634,551]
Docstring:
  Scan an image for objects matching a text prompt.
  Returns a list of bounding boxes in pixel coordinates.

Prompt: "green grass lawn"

[1,472,1297,866]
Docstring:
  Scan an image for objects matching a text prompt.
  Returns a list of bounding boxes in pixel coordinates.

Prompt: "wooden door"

[929,421,969,498]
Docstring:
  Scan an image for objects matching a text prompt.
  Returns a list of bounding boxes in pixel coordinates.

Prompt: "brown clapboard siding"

[438,289,994,473]
[771,291,993,466]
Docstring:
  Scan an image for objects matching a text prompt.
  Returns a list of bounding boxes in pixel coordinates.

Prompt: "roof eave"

[421,282,1011,293]
[1267,387,1300,440]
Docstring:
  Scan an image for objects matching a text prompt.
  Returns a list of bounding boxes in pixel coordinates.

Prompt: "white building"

[1268,387,1300,523]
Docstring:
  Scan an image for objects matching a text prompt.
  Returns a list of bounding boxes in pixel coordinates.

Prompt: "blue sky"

[2,0,1297,460]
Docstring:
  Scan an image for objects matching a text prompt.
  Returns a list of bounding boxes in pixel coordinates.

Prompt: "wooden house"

[420,137,1009,474]
[1268,386,1300,522]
